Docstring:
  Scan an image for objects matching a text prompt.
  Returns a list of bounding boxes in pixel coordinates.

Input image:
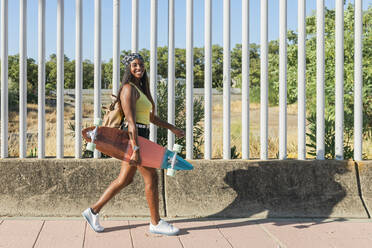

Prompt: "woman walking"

[82,53,184,236]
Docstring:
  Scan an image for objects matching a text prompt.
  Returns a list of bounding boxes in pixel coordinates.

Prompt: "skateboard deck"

[82,126,193,171]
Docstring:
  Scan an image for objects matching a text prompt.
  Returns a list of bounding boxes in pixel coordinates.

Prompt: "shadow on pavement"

[171,217,350,236]
[105,161,354,234]
[103,222,148,233]
[174,161,352,234]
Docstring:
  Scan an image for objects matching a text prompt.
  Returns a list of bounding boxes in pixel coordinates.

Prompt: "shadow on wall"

[209,161,349,219]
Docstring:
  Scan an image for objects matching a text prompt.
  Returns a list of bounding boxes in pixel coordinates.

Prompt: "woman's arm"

[150,114,173,130]
[120,84,141,164]
[150,114,185,138]
[145,85,184,138]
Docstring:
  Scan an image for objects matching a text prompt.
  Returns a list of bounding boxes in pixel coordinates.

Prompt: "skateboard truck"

[167,144,182,177]
[86,118,102,151]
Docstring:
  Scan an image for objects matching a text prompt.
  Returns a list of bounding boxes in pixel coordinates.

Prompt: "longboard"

[82,126,193,172]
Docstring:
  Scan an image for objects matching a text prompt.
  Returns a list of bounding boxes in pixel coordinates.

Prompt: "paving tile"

[0,220,44,248]
[304,221,372,248]
[34,220,85,248]
[84,220,133,248]
[177,220,233,248]
[260,220,333,248]
[215,219,279,248]
[129,220,183,248]
[341,221,372,239]
[1,218,372,248]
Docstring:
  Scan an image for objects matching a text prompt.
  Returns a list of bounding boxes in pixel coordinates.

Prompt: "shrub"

[306,113,356,159]
[156,78,205,159]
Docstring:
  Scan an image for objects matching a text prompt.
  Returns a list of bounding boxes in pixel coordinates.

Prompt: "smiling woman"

[129,59,145,78]
[82,53,185,236]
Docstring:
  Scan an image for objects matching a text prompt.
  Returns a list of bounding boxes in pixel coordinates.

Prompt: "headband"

[122,53,144,67]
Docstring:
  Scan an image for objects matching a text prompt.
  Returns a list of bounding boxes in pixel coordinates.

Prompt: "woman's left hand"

[172,127,185,138]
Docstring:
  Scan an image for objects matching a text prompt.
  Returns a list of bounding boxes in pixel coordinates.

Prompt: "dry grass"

[206,99,372,159]
[364,139,372,159]
[5,96,372,159]
[208,98,299,159]
[7,100,94,157]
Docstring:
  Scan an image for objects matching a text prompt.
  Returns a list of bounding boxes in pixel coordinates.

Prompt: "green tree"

[101,59,113,89]
[157,46,169,79]
[64,59,75,89]
[297,4,372,158]
[212,45,223,89]
[6,54,39,105]
[45,54,57,93]
[193,47,205,88]
[83,60,94,89]
[231,4,372,158]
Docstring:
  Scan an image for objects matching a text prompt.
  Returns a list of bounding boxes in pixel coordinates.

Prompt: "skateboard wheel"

[87,142,96,151]
[173,144,182,153]
[167,168,176,177]
[94,118,102,126]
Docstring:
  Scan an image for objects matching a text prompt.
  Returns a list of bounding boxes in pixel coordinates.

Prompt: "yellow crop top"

[129,83,152,125]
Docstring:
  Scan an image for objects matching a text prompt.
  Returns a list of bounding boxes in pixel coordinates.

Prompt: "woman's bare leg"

[137,166,160,225]
[91,161,137,213]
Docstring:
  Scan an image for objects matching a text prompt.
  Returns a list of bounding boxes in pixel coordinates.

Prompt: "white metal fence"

[0,0,365,161]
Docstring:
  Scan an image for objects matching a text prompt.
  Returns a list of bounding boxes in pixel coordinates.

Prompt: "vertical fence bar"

[260,0,268,160]
[279,0,287,160]
[335,0,344,160]
[75,0,83,158]
[354,0,363,161]
[223,0,231,159]
[94,0,102,158]
[132,0,139,52]
[204,0,212,159]
[38,0,45,158]
[186,0,193,159]
[167,0,175,150]
[298,0,306,160]
[242,0,249,160]
[19,0,27,158]
[113,0,120,94]
[1,0,8,158]
[150,0,158,142]
[57,0,64,158]
[316,0,325,160]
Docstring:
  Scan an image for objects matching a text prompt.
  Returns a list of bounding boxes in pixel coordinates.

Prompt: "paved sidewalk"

[0,218,372,248]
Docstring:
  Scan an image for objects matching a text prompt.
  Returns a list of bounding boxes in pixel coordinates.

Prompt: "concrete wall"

[356,161,372,218]
[0,159,163,217]
[1,159,371,219]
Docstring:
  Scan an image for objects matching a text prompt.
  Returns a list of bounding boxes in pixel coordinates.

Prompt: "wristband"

[133,145,140,152]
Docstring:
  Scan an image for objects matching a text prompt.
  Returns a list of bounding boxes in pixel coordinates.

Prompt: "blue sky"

[4,0,372,62]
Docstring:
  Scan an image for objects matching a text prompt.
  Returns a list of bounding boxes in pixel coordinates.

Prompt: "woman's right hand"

[129,150,141,166]
[172,127,185,138]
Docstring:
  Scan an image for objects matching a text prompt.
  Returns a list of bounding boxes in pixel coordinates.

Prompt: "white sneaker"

[149,219,180,236]
[82,208,104,233]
